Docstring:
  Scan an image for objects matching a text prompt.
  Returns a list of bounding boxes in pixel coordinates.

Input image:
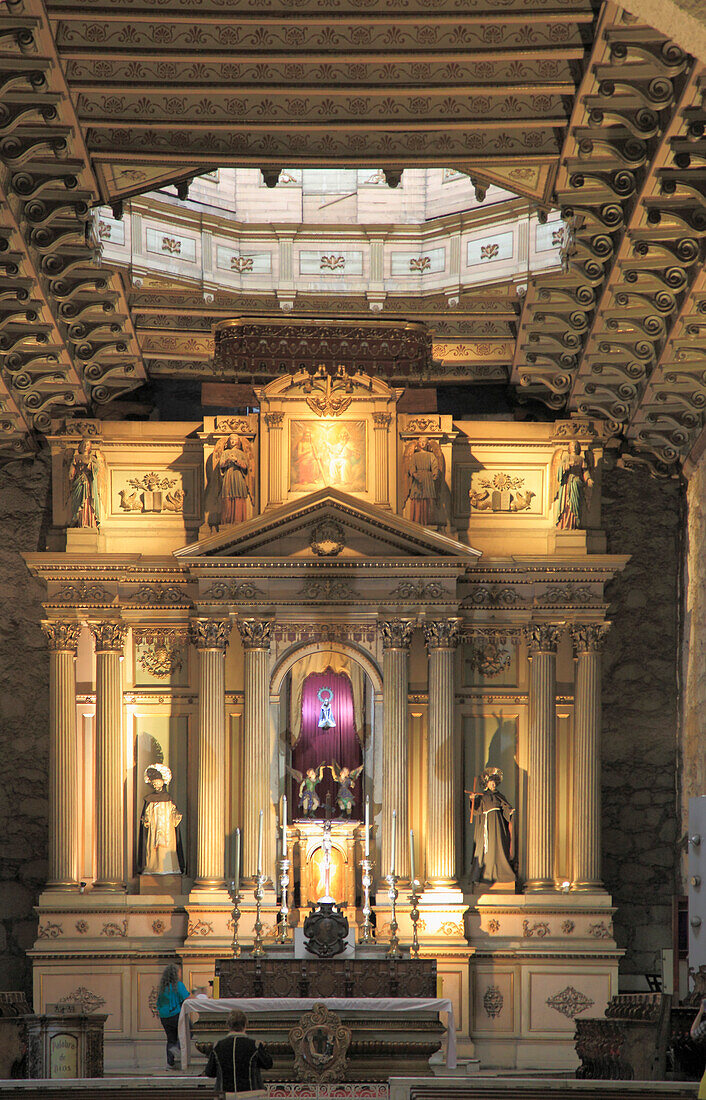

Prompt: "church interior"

[3,0,706,1096]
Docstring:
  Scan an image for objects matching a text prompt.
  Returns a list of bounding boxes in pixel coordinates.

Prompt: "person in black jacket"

[204,1009,273,1095]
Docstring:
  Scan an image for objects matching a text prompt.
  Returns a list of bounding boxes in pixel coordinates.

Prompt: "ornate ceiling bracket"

[0,0,145,455]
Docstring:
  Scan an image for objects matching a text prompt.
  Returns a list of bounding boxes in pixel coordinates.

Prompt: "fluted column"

[42,621,82,889]
[570,623,610,891]
[525,624,562,893]
[89,621,128,891]
[379,619,414,880]
[191,618,231,889]
[424,619,461,886]
[372,412,392,505]
[239,619,273,880]
[264,412,284,506]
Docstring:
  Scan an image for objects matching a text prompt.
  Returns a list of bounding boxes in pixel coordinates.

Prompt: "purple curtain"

[291,669,363,819]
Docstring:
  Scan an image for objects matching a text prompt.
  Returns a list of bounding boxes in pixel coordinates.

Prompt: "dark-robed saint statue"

[467,767,516,887]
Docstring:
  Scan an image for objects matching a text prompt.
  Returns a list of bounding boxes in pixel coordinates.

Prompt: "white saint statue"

[137,764,185,875]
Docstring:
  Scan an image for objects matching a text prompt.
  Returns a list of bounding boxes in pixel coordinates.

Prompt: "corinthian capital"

[88,621,128,653]
[378,619,415,650]
[570,622,611,654]
[41,620,81,653]
[237,618,272,650]
[190,618,232,651]
[523,623,563,653]
[423,618,461,650]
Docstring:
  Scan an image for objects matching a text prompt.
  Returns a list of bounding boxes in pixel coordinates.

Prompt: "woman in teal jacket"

[156,964,190,1069]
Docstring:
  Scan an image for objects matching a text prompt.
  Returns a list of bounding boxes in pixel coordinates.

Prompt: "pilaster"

[42,621,82,890]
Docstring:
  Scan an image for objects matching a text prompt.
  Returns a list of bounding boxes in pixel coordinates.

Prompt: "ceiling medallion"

[310,520,346,557]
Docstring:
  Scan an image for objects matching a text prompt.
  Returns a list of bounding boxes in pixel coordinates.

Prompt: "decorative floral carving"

[487,919,500,934]
[75,920,89,934]
[298,578,354,600]
[216,416,252,433]
[289,1002,351,1084]
[463,584,523,608]
[89,622,128,653]
[406,417,439,432]
[148,986,159,1016]
[188,918,213,937]
[390,580,444,599]
[191,618,232,651]
[41,622,81,652]
[483,985,504,1018]
[310,520,346,557]
[237,619,271,650]
[162,236,182,254]
[378,619,415,650]
[423,619,461,649]
[203,580,264,600]
[264,411,285,428]
[469,471,535,513]
[546,986,594,1019]
[38,921,63,939]
[542,584,597,605]
[127,584,191,606]
[466,639,512,677]
[152,920,165,935]
[588,920,612,939]
[480,242,500,260]
[137,634,185,679]
[562,919,575,934]
[122,472,184,513]
[372,412,392,428]
[57,987,106,1014]
[439,920,464,937]
[320,254,345,270]
[51,581,112,605]
[523,919,550,938]
[101,919,128,937]
[230,256,254,272]
[409,255,431,273]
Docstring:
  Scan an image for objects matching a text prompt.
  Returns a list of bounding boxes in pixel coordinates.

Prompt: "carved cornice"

[378,619,415,651]
[237,618,272,651]
[423,618,462,650]
[41,620,81,652]
[570,622,611,654]
[190,618,232,651]
[88,621,128,653]
[523,623,563,653]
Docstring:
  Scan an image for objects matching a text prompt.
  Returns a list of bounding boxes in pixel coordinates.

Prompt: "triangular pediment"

[175,489,481,562]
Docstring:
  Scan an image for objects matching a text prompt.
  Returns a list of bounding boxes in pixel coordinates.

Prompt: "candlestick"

[385,872,401,959]
[234,827,240,896]
[410,877,421,959]
[252,872,267,957]
[364,796,370,858]
[360,849,375,945]
[277,846,290,944]
[257,808,263,876]
[409,828,415,884]
[390,809,396,877]
[282,794,288,837]
[227,878,242,958]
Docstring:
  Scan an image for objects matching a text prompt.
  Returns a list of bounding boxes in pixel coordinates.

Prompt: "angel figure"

[551,440,593,530]
[204,433,255,528]
[67,439,105,529]
[402,437,444,526]
[288,764,326,818]
[330,761,364,818]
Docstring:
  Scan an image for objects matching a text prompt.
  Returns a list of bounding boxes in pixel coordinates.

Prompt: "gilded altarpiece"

[28,385,622,1073]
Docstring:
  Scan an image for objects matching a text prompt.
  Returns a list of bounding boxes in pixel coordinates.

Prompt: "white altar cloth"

[178,994,457,1069]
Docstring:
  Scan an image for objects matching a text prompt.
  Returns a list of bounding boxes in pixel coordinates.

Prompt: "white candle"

[282,794,288,841]
[364,796,370,858]
[390,809,396,877]
[257,809,263,876]
[234,827,240,894]
[410,828,415,884]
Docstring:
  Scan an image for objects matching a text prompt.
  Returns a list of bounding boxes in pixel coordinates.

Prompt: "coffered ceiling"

[1,0,706,474]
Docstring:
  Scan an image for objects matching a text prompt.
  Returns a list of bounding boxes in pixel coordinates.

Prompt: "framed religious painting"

[289,419,367,493]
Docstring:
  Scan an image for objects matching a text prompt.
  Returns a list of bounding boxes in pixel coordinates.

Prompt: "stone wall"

[601,455,683,977]
[0,453,51,994]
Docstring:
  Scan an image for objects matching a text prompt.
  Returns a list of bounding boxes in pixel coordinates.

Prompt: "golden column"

[89,621,128,892]
[42,621,82,890]
[191,618,232,889]
[238,619,273,880]
[570,623,610,892]
[379,619,414,881]
[424,618,461,887]
[525,623,562,893]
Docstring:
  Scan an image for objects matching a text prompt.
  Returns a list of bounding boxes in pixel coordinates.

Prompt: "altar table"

[178,995,457,1070]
